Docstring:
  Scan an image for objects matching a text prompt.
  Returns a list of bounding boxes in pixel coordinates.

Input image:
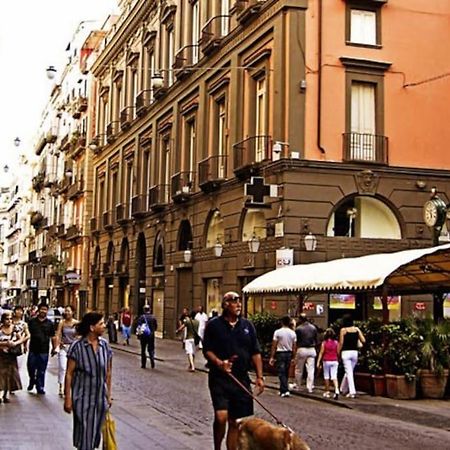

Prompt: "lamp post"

[13,137,21,147]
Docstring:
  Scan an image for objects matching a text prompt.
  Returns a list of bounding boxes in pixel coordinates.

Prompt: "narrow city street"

[2,343,450,449]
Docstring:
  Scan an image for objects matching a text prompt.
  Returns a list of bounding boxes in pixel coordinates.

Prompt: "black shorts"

[208,373,254,420]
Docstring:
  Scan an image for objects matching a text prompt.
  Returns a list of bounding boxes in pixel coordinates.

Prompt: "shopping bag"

[102,411,118,450]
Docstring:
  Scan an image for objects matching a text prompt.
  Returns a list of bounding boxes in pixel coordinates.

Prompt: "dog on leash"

[237,417,310,450]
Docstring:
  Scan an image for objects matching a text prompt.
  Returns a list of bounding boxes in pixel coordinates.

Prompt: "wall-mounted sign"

[274,222,284,237]
[276,248,293,269]
[373,296,401,311]
[270,301,277,310]
[65,272,81,285]
[38,290,47,297]
[303,302,315,311]
[414,302,426,311]
[329,294,356,309]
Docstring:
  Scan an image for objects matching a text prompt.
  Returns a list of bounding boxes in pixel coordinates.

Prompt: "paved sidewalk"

[112,336,450,421]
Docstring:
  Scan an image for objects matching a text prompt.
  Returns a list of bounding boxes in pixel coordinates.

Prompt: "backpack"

[138,316,151,337]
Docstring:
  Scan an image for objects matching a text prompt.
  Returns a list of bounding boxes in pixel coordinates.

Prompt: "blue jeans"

[27,352,49,393]
[276,351,293,394]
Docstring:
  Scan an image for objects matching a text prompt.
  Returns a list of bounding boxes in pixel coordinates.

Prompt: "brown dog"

[237,417,310,450]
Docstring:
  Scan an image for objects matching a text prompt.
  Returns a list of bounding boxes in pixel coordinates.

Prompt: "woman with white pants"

[56,306,78,396]
[338,314,365,398]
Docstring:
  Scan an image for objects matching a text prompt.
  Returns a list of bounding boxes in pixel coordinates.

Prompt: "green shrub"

[248,312,280,358]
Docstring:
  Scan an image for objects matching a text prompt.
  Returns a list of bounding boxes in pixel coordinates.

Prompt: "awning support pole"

[381,285,389,324]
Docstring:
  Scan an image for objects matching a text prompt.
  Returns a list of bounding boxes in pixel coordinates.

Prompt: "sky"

[0,0,118,186]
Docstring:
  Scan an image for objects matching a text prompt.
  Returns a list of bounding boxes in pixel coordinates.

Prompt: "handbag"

[189,318,201,346]
[102,411,117,450]
[9,343,23,356]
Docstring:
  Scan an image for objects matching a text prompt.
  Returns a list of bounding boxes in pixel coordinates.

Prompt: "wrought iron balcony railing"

[171,171,195,202]
[201,15,230,55]
[106,121,120,143]
[342,132,388,164]
[148,184,170,211]
[135,90,153,116]
[131,195,148,218]
[173,45,200,79]
[233,135,272,177]
[198,155,228,192]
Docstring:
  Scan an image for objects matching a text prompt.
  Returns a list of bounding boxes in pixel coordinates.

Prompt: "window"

[255,76,267,161]
[191,1,201,63]
[346,1,386,47]
[167,27,175,86]
[220,0,230,36]
[217,98,227,177]
[206,210,224,247]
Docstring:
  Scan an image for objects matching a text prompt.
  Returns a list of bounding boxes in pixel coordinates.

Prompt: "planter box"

[355,372,373,395]
[385,374,416,399]
[372,375,386,397]
[419,369,449,399]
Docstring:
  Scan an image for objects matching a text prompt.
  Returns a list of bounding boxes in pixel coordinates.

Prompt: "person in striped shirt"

[64,312,113,450]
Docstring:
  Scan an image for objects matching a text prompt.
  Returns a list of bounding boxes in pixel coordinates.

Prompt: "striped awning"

[242,243,450,295]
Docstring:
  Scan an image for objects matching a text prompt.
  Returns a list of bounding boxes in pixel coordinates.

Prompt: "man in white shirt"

[194,305,208,348]
[269,316,297,397]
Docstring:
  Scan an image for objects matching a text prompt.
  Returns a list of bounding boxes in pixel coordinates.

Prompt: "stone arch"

[205,209,225,248]
[177,219,193,251]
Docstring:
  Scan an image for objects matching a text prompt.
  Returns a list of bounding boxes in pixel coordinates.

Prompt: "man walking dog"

[203,291,264,450]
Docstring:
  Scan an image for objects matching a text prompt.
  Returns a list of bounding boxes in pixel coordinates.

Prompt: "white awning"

[242,243,450,295]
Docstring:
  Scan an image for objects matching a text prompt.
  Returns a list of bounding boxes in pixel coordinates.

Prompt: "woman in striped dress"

[64,312,113,450]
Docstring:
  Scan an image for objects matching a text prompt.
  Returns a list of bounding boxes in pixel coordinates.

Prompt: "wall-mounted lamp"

[65,168,73,178]
[13,137,21,147]
[46,65,57,80]
[151,72,164,89]
[213,237,223,258]
[248,233,260,253]
[183,249,192,263]
[3,165,9,173]
[304,232,317,252]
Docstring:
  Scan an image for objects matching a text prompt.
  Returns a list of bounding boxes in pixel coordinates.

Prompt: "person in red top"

[316,328,340,399]
[120,308,132,346]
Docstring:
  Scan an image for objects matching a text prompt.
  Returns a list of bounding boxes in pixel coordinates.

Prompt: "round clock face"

[423,200,439,227]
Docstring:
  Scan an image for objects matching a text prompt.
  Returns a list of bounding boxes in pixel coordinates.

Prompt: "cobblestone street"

[1,338,450,449]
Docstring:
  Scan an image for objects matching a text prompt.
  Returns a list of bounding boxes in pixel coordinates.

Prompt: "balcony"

[115,203,130,225]
[60,133,71,152]
[199,155,228,192]
[201,16,230,55]
[57,224,66,238]
[57,177,71,194]
[171,171,195,203]
[72,97,88,118]
[32,172,45,192]
[30,211,44,230]
[89,134,106,154]
[47,224,58,238]
[66,224,81,241]
[120,107,134,131]
[115,260,128,276]
[148,185,170,211]
[106,121,120,143]
[135,90,152,117]
[67,179,84,200]
[68,133,87,158]
[236,0,268,23]
[343,132,388,165]
[35,134,47,156]
[90,217,99,234]
[173,45,199,80]
[102,210,113,230]
[131,195,148,218]
[233,135,272,179]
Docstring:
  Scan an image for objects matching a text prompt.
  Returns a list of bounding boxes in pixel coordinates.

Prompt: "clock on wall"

[423,197,447,228]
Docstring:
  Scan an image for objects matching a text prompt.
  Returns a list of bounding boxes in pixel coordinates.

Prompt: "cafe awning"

[242,243,450,295]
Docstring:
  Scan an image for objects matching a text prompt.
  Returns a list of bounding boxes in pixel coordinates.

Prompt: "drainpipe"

[317,0,326,154]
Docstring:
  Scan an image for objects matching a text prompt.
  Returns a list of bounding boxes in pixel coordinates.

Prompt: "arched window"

[206,210,225,247]
[153,232,165,269]
[106,242,114,267]
[178,219,193,250]
[241,209,266,241]
[120,238,129,268]
[327,196,401,239]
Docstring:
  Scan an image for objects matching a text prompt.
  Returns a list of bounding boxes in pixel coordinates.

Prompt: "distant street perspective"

[1,1,450,449]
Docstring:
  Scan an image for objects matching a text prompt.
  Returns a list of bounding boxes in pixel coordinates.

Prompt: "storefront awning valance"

[242,244,450,295]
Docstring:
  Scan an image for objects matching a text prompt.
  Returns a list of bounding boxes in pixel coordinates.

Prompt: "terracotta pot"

[354,372,373,395]
[385,374,416,399]
[371,374,386,397]
[419,369,449,399]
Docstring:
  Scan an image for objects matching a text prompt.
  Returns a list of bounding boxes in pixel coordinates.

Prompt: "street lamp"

[183,249,192,263]
[151,72,164,90]
[13,137,21,147]
[213,236,223,257]
[304,232,317,252]
[248,233,260,253]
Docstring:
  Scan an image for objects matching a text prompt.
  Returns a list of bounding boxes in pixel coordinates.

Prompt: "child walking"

[316,328,340,399]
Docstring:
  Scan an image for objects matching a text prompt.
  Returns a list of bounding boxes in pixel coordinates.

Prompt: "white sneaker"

[323,391,330,398]
[281,392,291,398]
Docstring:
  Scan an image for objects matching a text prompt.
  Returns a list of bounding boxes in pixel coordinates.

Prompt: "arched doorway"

[134,233,147,315]
[152,232,165,338]
[118,238,130,311]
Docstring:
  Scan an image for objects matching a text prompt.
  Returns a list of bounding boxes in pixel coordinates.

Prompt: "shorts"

[184,338,196,355]
[208,373,253,420]
[323,361,338,380]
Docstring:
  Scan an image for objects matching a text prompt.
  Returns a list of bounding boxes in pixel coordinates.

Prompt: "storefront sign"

[65,272,81,285]
[271,301,277,310]
[30,279,37,289]
[276,248,293,269]
[303,302,315,311]
[329,294,356,309]
[414,302,426,311]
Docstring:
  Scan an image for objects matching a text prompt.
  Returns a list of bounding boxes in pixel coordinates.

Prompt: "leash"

[226,371,291,430]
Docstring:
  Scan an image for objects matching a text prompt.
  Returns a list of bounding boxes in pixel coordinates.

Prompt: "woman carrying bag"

[64,312,114,450]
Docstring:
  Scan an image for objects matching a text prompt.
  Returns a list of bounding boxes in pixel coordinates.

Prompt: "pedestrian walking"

[64,312,113,450]
[12,305,30,362]
[106,314,118,344]
[26,303,57,395]
[55,305,78,396]
[194,305,208,349]
[203,291,264,450]
[136,305,157,369]
[316,328,340,399]
[120,307,132,346]
[294,313,318,393]
[338,314,365,398]
[269,315,297,397]
[0,311,26,403]
[176,310,199,372]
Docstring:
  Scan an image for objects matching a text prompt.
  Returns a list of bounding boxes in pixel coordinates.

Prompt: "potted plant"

[248,312,280,375]
[412,317,450,398]
[383,320,421,399]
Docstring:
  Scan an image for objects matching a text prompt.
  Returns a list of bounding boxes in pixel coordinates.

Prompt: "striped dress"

[67,337,112,450]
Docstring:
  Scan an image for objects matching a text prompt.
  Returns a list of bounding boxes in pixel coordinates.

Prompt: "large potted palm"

[413,318,450,398]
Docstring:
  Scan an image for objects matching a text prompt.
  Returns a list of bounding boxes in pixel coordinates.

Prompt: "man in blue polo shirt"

[203,291,264,450]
